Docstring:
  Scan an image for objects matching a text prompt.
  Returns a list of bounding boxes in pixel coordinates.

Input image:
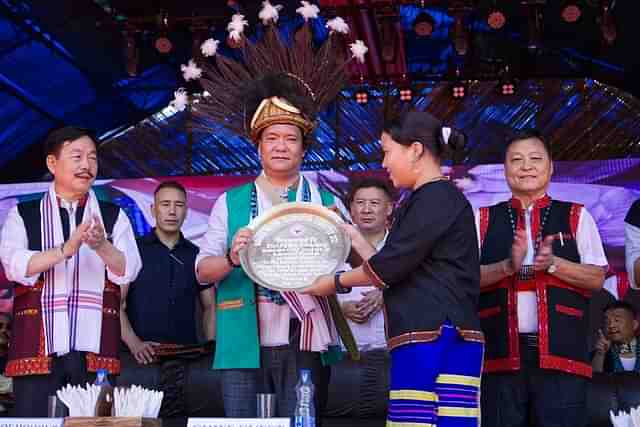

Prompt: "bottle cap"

[96,368,108,383]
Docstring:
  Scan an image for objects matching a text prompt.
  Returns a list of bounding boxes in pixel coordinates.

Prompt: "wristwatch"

[334,271,351,294]
[546,257,557,274]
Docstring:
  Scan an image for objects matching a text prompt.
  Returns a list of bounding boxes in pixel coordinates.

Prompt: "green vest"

[213,180,335,369]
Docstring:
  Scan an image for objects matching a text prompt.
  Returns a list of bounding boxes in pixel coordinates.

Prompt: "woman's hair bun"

[438,126,467,163]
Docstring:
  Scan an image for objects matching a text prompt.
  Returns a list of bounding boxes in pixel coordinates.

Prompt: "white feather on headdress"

[200,39,219,57]
[181,59,202,81]
[169,88,189,112]
[183,2,358,144]
[441,126,452,145]
[350,40,368,64]
[296,1,320,21]
[259,1,283,25]
[326,17,349,34]
[227,14,248,41]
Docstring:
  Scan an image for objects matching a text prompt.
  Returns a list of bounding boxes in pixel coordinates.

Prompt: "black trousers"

[117,350,224,419]
[481,334,588,427]
[221,319,330,425]
[12,351,103,417]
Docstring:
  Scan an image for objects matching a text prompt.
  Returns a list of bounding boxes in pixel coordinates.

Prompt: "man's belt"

[151,341,214,361]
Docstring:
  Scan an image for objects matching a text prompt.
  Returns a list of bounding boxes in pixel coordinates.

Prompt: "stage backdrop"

[0,160,639,312]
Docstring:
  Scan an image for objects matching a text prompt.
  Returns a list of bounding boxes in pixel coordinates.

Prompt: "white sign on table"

[187,419,290,427]
[0,419,64,427]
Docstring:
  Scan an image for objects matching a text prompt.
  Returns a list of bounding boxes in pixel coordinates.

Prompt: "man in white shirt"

[0,126,141,416]
[625,200,640,288]
[602,269,631,300]
[592,301,640,373]
[195,75,351,423]
[338,177,395,352]
[185,2,362,418]
[476,130,607,427]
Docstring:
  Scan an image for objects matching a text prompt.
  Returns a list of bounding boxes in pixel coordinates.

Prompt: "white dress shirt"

[475,204,608,333]
[0,200,141,287]
[625,221,640,288]
[337,232,388,351]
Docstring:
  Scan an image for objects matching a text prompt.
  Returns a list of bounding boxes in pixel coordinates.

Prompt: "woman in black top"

[304,111,484,426]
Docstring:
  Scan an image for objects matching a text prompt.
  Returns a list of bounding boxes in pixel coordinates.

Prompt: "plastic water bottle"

[293,369,315,427]
[93,368,114,416]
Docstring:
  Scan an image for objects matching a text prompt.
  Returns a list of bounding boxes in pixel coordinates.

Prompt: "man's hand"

[357,289,383,319]
[534,235,555,271]
[341,301,368,324]
[595,329,611,355]
[82,215,107,251]
[229,228,254,266]
[127,338,160,365]
[510,228,528,273]
[63,221,92,257]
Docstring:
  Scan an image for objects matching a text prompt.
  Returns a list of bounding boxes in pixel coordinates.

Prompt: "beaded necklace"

[507,201,552,253]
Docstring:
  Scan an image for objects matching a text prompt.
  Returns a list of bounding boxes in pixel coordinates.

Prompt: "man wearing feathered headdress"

[185,0,367,421]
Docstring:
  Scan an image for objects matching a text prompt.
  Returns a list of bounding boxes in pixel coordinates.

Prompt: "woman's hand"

[302,274,336,296]
[341,224,376,259]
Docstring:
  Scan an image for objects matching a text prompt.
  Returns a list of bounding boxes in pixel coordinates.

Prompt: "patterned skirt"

[387,323,484,427]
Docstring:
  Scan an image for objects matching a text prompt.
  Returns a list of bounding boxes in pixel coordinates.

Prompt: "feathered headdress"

[171,0,367,145]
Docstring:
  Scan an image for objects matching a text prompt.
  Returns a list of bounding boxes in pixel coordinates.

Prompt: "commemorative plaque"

[239,202,351,292]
